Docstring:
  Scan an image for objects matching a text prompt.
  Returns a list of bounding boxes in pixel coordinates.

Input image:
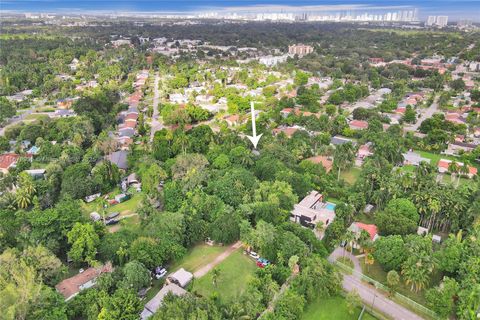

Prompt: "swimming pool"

[325,203,336,211]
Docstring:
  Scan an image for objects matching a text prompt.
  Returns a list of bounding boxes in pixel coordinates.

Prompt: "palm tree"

[342,231,355,258]
[448,161,459,186]
[212,267,221,288]
[401,257,433,293]
[333,142,356,181]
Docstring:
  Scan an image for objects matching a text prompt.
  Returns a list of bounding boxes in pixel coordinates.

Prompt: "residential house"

[54,109,76,118]
[224,114,240,127]
[272,126,301,138]
[167,268,193,288]
[349,120,369,131]
[438,159,477,178]
[331,136,356,146]
[291,191,336,229]
[0,153,23,174]
[169,93,188,104]
[24,168,46,179]
[140,283,187,319]
[55,263,113,301]
[402,151,431,166]
[445,141,476,155]
[348,222,379,248]
[356,144,373,166]
[118,127,135,138]
[305,155,333,173]
[107,151,129,170]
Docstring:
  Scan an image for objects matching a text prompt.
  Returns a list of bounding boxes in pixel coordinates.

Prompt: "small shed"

[167,268,193,288]
[114,193,130,203]
[417,226,429,236]
[432,234,442,243]
[363,204,375,214]
[90,212,101,222]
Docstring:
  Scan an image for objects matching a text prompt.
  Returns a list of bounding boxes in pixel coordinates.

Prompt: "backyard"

[302,296,377,320]
[192,250,257,302]
[169,244,228,273]
[340,167,362,185]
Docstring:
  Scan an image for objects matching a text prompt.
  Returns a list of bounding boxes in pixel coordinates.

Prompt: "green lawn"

[82,192,142,217]
[359,259,442,307]
[192,250,256,302]
[341,167,362,185]
[302,296,377,320]
[169,244,228,273]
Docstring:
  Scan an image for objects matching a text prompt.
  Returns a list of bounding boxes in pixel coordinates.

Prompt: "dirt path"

[193,241,242,278]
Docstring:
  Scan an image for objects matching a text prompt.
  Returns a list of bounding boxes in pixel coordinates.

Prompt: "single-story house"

[55,263,113,301]
[438,159,477,178]
[349,120,369,130]
[118,127,135,138]
[445,141,476,155]
[0,153,23,174]
[24,168,46,179]
[331,136,356,146]
[140,283,187,319]
[305,155,333,173]
[167,268,193,288]
[85,193,101,203]
[54,109,76,118]
[348,222,379,245]
[291,191,336,228]
[107,151,129,170]
[224,114,240,127]
[272,126,301,138]
[402,151,431,166]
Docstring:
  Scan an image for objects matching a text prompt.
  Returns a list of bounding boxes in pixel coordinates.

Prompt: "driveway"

[328,247,424,320]
[149,71,164,142]
[193,241,242,278]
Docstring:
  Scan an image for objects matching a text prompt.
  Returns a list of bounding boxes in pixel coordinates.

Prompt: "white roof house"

[167,268,193,288]
[291,191,336,228]
[140,283,187,319]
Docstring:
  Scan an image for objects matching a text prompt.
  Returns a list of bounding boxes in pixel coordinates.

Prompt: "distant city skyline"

[2,1,480,21]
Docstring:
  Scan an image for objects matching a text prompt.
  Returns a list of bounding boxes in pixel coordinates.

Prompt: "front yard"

[192,250,257,302]
[169,244,228,273]
[302,295,377,320]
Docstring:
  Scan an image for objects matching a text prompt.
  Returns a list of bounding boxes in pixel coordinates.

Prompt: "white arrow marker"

[246,101,262,149]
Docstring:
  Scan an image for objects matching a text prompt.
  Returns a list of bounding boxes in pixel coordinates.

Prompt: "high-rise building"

[426,16,437,26]
[288,44,314,57]
[436,16,449,27]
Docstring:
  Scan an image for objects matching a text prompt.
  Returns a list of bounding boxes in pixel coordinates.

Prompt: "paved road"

[328,248,424,320]
[0,108,34,136]
[193,241,242,278]
[149,71,164,142]
[405,95,439,132]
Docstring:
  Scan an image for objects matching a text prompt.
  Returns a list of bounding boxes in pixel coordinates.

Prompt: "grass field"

[169,244,228,273]
[302,296,377,320]
[341,167,362,185]
[192,250,257,302]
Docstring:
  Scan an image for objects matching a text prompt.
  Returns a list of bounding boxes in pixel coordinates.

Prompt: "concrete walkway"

[328,247,424,320]
[193,241,242,278]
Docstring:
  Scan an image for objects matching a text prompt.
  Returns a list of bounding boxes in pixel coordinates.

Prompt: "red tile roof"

[0,153,21,171]
[354,222,378,240]
[306,155,333,172]
[349,120,369,129]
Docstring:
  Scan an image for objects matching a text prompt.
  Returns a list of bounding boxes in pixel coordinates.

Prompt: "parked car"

[153,266,167,279]
[256,258,270,268]
[248,251,259,259]
[105,218,119,225]
[106,212,120,220]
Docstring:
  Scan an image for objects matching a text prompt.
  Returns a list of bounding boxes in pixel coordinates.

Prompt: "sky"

[2,0,480,21]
